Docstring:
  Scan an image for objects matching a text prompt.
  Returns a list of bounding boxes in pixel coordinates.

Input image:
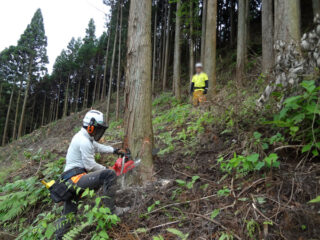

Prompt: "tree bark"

[13,79,22,140]
[41,94,46,126]
[262,0,274,74]
[55,77,61,120]
[2,81,15,146]
[106,3,120,123]
[18,57,33,138]
[204,0,218,96]
[152,7,158,95]
[92,55,100,105]
[75,76,81,112]
[116,0,123,121]
[63,73,70,117]
[163,5,171,91]
[173,0,182,100]
[313,0,320,17]
[236,0,247,86]
[124,0,154,182]
[274,0,301,44]
[201,0,207,63]
[229,0,235,46]
[29,98,36,132]
[101,29,111,101]
[189,1,195,82]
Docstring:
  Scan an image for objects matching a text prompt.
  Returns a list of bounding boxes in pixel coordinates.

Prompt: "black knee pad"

[99,169,117,184]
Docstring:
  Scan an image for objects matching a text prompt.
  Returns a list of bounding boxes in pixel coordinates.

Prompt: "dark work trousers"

[55,169,117,240]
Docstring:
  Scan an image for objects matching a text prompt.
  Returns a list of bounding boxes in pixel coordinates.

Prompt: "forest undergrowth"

[0,73,319,240]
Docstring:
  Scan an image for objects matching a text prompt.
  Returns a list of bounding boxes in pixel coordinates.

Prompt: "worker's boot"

[55,200,77,240]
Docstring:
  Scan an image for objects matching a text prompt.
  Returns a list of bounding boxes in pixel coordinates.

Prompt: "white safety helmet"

[83,110,108,141]
[195,62,203,68]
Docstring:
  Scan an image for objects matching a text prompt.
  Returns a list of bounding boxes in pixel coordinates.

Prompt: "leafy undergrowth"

[0,79,320,239]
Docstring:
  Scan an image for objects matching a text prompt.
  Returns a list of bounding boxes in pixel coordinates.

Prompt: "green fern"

[63,222,90,240]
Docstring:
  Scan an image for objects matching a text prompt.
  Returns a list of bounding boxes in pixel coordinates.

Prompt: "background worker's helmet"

[83,110,108,141]
[195,62,203,68]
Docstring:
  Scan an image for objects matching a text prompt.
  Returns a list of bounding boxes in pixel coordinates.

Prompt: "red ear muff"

[87,125,94,134]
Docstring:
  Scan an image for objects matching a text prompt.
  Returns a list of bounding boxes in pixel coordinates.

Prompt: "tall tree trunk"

[236,0,247,86]
[83,70,89,110]
[75,77,81,112]
[204,0,218,96]
[41,94,46,126]
[55,77,61,120]
[29,98,36,132]
[13,79,22,140]
[106,3,120,123]
[274,0,301,44]
[152,8,158,95]
[0,83,2,101]
[18,57,33,138]
[162,5,171,91]
[189,1,195,82]
[229,0,235,46]
[160,2,168,84]
[201,0,207,63]
[313,0,320,17]
[2,82,15,146]
[262,0,274,74]
[245,0,250,62]
[116,0,123,121]
[124,0,154,181]
[92,56,100,105]
[101,29,111,101]
[63,73,70,117]
[173,0,182,100]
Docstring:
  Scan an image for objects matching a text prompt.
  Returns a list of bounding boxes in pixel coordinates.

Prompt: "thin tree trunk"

[106,3,120,123]
[63,73,70,117]
[29,98,36,132]
[189,1,195,82]
[18,57,33,138]
[152,8,158,95]
[313,0,320,17]
[173,0,182,100]
[92,55,100,105]
[55,77,61,120]
[160,3,167,84]
[204,0,217,96]
[230,0,235,46]
[2,81,15,145]
[245,0,250,62]
[13,79,22,140]
[75,77,81,112]
[124,0,154,182]
[82,70,89,110]
[116,0,123,121]
[41,94,46,126]
[163,5,171,91]
[236,0,247,86]
[0,84,2,101]
[101,29,111,101]
[201,0,207,63]
[262,0,274,74]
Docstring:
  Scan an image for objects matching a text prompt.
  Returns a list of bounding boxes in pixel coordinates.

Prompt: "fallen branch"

[145,194,217,215]
[274,145,303,151]
[185,212,242,240]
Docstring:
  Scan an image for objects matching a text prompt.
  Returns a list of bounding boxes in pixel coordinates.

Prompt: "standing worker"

[55,110,126,239]
[190,63,209,106]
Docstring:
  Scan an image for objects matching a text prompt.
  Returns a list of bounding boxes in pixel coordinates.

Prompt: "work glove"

[204,89,208,94]
[113,148,125,156]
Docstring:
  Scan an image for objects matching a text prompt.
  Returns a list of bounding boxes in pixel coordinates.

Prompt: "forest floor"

[0,59,320,239]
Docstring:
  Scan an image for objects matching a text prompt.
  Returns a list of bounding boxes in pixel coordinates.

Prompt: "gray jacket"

[64,128,114,172]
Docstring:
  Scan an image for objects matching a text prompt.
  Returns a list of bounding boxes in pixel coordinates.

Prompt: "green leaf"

[210,209,220,219]
[82,188,90,197]
[135,228,148,233]
[176,179,186,186]
[246,153,259,163]
[301,80,316,93]
[253,132,262,140]
[302,144,312,153]
[192,176,200,182]
[99,230,109,239]
[312,149,319,157]
[308,195,320,203]
[167,228,189,240]
[44,224,55,239]
[254,161,265,170]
